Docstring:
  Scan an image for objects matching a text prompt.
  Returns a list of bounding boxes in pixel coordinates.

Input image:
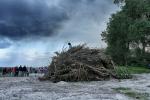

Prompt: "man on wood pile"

[68,42,72,49]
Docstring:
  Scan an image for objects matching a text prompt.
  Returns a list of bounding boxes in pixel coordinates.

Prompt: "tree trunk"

[142,42,146,55]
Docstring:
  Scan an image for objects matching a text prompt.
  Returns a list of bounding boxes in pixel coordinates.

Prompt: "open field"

[0,74,150,100]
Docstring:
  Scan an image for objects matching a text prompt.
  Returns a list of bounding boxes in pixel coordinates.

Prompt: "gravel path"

[0,74,150,100]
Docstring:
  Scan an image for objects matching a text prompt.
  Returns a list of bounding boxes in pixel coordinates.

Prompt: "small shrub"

[114,66,132,79]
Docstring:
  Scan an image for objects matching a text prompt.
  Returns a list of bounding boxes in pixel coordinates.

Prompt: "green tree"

[102,12,132,65]
[102,0,150,66]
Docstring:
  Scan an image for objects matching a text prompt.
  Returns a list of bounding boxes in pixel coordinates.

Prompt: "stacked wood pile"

[42,45,116,82]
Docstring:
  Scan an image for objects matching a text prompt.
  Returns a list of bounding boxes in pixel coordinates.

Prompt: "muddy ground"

[0,74,150,100]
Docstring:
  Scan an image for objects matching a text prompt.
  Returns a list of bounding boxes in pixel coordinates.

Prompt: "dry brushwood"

[42,44,116,82]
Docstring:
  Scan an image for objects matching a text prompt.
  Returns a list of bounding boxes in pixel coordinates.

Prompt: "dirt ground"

[0,74,150,100]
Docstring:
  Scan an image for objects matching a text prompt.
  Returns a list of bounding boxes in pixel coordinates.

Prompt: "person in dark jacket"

[22,66,28,77]
[19,65,23,77]
[2,68,6,76]
[15,67,19,77]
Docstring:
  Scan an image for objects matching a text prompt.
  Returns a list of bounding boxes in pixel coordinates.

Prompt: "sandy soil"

[0,74,150,100]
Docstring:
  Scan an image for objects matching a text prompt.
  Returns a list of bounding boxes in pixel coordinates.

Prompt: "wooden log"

[75,62,110,77]
[55,69,71,75]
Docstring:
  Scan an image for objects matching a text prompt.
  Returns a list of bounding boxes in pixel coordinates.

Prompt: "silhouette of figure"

[15,67,19,77]
[68,42,72,49]
[2,68,6,76]
[19,65,23,77]
[23,66,28,77]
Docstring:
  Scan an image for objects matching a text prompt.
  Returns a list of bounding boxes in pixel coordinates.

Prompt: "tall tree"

[102,0,150,66]
[102,12,131,65]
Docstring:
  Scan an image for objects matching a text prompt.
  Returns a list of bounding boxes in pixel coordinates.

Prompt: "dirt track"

[0,74,150,100]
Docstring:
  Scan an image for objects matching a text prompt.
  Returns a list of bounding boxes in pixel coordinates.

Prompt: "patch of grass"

[113,87,150,100]
[126,66,150,74]
[113,87,131,91]
[125,92,149,100]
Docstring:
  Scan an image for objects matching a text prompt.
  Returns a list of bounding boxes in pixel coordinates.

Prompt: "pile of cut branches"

[42,45,117,82]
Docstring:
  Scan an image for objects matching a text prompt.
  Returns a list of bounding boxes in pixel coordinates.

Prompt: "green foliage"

[113,0,124,4]
[102,12,131,65]
[102,0,150,66]
[114,66,132,79]
[126,66,150,74]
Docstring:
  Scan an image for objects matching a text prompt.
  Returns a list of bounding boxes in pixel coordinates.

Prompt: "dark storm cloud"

[0,0,115,41]
[0,0,119,66]
[0,0,68,40]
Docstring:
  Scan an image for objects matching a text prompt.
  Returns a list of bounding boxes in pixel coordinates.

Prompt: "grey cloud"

[0,38,12,49]
[0,42,11,49]
[57,0,117,44]
[0,0,119,66]
[0,0,115,41]
[0,0,68,40]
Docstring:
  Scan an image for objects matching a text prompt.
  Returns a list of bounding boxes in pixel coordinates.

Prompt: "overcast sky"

[0,0,119,67]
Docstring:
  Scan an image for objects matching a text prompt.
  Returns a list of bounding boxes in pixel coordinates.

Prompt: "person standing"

[15,67,19,77]
[12,67,16,77]
[19,65,23,77]
[2,68,6,77]
[68,43,72,49]
[23,66,27,77]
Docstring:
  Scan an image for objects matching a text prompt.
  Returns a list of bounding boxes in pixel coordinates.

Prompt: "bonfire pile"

[43,45,116,82]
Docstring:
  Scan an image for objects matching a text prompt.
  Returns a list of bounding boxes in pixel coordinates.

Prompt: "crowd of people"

[1,66,48,77]
[2,66,29,77]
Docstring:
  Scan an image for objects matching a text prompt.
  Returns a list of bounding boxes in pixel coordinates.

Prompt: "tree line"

[102,0,150,66]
